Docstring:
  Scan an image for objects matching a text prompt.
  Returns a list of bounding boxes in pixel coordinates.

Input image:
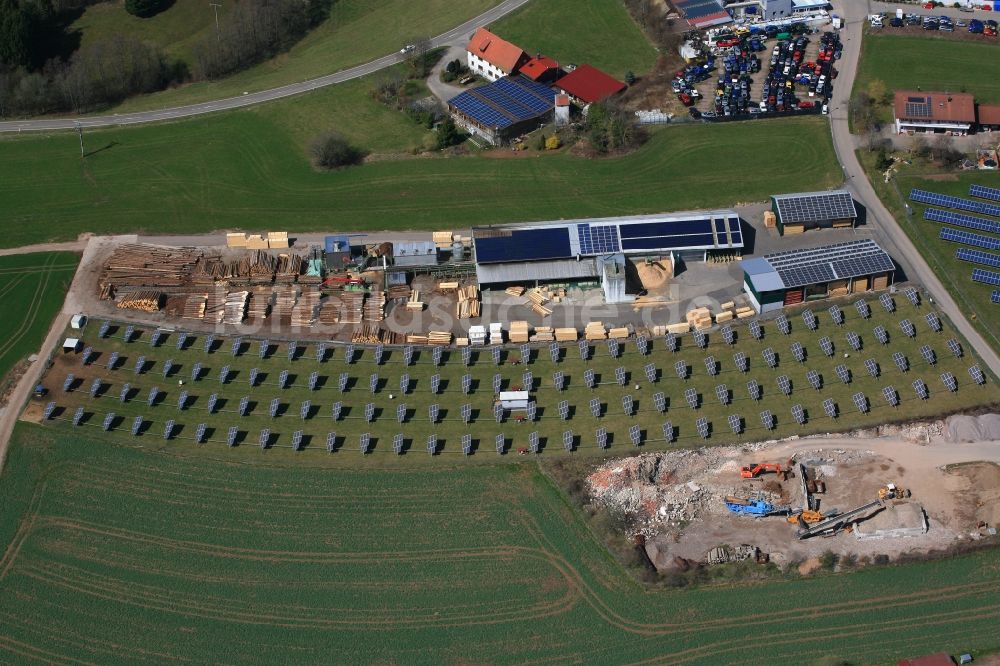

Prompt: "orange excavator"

[740,462,788,480]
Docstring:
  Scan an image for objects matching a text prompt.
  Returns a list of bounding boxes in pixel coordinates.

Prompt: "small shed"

[498,390,530,410]
[70,314,87,329]
[770,190,858,235]
[62,337,81,352]
[393,241,439,267]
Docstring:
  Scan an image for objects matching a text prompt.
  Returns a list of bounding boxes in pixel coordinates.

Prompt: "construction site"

[586,421,1000,572]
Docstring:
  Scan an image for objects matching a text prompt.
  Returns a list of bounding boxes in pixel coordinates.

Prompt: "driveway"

[426,45,469,105]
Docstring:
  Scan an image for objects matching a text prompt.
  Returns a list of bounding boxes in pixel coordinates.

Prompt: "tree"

[624,70,636,85]
[435,116,462,149]
[125,0,170,18]
[909,135,930,159]
[848,91,875,133]
[309,131,365,169]
[0,0,32,67]
[408,36,432,77]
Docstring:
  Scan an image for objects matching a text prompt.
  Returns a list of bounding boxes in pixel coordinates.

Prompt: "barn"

[740,239,894,313]
[770,189,858,235]
[447,75,555,145]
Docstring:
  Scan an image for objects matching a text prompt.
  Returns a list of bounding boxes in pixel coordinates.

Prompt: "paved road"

[828,0,1000,378]
[0,0,531,133]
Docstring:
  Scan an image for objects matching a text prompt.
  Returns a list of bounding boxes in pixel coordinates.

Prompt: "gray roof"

[741,239,894,292]
[476,257,599,284]
[772,189,857,225]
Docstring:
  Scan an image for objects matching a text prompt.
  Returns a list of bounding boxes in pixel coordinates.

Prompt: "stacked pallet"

[387,284,410,301]
[100,244,202,290]
[686,307,713,331]
[455,285,479,319]
[182,294,207,320]
[585,322,607,341]
[505,286,525,297]
[340,292,364,325]
[364,291,385,322]
[223,291,249,324]
[406,290,424,311]
[555,328,578,342]
[291,290,321,327]
[116,290,162,312]
[508,321,530,343]
[608,327,630,339]
[666,322,691,334]
[428,331,452,345]
[736,306,755,319]
[531,327,554,342]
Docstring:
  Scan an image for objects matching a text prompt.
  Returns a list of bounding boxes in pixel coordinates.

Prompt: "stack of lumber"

[505,286,525,297]
[223,291,249,324]
[666,322,691,334]
[428,331,452,346]
[247,287,273,320]
[715,310,734,323]
[406,290,424,311]
[364,291,385,322]
[455,337,469,346]
[291,290,321,327]
[352,324,383,344]
[686,307,713,330]
[406,333,428,344]
[531,327,555,342]
[455,284,479,319]
[205,291,225,323]
[246,234,268,249]
[555,328,578,342]
[226,233,248,248]
[735,306,755,319]
[524,288,551,317]
[433,231,453,249]
[608,327,630,339]
[650,325,668,336]
[99,284,114,301]
[508,321,530,343]
[387,284,410,301]
[438,281,459,292]
[182,294,207,320]
[274,254,303,283]
[267,231,289,249]
[116,290,162,312]
[271,285,300,319]
[585,322,607,341]
[339,292,364,325]
[100,244,202,290]
[317,300,340,325]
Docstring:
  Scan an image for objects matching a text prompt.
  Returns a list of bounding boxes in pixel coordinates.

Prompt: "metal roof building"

[674,0,733,27]
[741,239,894,312]
[392,241,439,267]
[770,189,858,235]
[447,75,555,145]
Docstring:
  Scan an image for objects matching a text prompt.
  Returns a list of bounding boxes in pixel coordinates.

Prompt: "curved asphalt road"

[829,0,1000,376]
[0,0,531,133]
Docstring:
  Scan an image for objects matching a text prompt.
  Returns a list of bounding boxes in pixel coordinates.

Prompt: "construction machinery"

[796,499,884,540]
[724,496,789,517]
[740,462,788,479]
[786,510,824,524]
[878,483,910,500]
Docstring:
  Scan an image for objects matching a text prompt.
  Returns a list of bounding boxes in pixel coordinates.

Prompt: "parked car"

[890,16,904,26]
[688,107,702,119]
[969,18,984,31]
[822,102,829,115]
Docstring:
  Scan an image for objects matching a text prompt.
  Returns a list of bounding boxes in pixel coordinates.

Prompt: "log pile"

[100,244,202,290]
[455,284,479,319]
[364,291,385,322]
[116,290,162,312]
[223,291,249,324]
[274,254,303,283]
[352,325,404,345]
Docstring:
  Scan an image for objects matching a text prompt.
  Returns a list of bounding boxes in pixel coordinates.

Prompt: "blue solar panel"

[940,227,1000,251]
[994,290,1000,304]
[475,227,573,263]
[925,208,1000,235]
[957,248,1000,268]
[576,224,621,254]
[910,189,1000,218]
[973,269,1000,286]
[970,184,1000,203]
[621,234,717,251]
[449,75,554,130]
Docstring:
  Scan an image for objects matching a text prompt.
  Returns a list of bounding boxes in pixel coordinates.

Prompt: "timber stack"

[455,284,480,319]
[116,290,162,312]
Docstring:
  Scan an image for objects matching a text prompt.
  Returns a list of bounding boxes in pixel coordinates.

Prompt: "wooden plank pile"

[530,327,554,342]
[608,326,630,339]
[405,333,428,344]
[455,285,479,319]
[508,321,530,343]
[438,281,459,292]
[505,286,525,297]
[555,328,578,342]
[247,287,273,320]
[406,290,424,311]
[223,291,249,324]
[351,324,383,344]
[364,291,385,322]
[387,284,410,301]
[205,291,225,323]
[666,322,691,334]
[100,244,202,290]
[271,285,300,319]
[317,299,341,325]
[686,307,713,331]
[291,289,321,327]
[524,288,552,317]
[433,231,454,249]
[428,331,452,346]
[116,290,162,312]
[585,322,607,341]
[340,292,364,325]
[736,306,755,319]
[182,294,207,320]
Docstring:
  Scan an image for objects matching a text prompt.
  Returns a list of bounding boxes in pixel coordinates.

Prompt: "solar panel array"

[855,300,870,319]
[644,363,657,383]
[164,419,175,439]
[239,396,249,416]
[823,398,837,418]
[522,371,533,390]
[130,415,142,435]
[146,387,158,406]
[316,343,327,362]
[685,387,698,409]
[615,367,627,386]
[806,370,821,390]
[119,383,131,403]
[622,395,634,416]
[947,338,963,357]
[89,378,101,398]
[493,374,502,393]
[204,334,215,353]
[904,287,920,307]
[802,310,817,330]
[565,430,577,451]
[73,407,84,426]
[776,315,790,335]
[520,344,530,364]
[941,372,958,392]
[704,356,718,376]
[747,379,761,401]
[628,425,641,447]
[893,352,908,372]
[653,392,666,413]
[969,364,986,385]
[828,305,843,326]
[734,351,749,373]
[44,402,56,420]
[676,360,688,380]
[365,402,375,422]
[228,426,238,447]
[550,342,561,362]
[332,402,342,421]
[899,319,916,338]
[430,374,441,394]
[774,190,856,224]
[972,268,1000,287]
[463,433,474,455]
[883,386,898,407]
[230,337,242,356]
[970,184,1000,202]
[874,326,888,344]
[107,351,119,370]
[912,378,928,400]
[558,399,570,419]
[662,422,675,443]
[427,434,437,455]
[819,337,833,357]
[852,392,868,413]
[373,344,384,365]
[553,371,565,390]
[360,433,371,454]
[920,345,936,365]
[433,347,443,366]
[584,369,595,388]
[327,432,337,453]
[495,434,505,455]
[124,325,135,342]
[134,355,145,375]
[279,369,289,389]
[925,312,942,332]
[791,342,805,363]
[911,188,1000,217]
[791,404,805,424]
[178,391,189,410]
[608,338,620,358]
[462,347,472,366]
[835,364,850,384]
[102,412,115,431]
[494,403,503,423]
[693,331,706,349]
[392,433,404,455]
[956,248,1000,269]
[461,403,472,423]
[925,207,1000,234]
[665,332,678,352]
[939,227,1000,251]
[760,410,774,430]
[749,320,763,340]
[462,373,472,394]
[721,326,735,345]
[99,321,110,338]
[219,365,231,384]
[82,347,93,365]
[63,373,74,392]
[696,417,709,439]
[579,339,590,360]
[715,384,729,405]
[846,331,861,351]
[206,393,218,414]
[728,414,741,434]
[636,335,649,355]
[763,347,777,368]
[777,375,791,395]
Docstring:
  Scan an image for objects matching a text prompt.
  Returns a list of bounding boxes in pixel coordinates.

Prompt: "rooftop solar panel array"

[939,227,1000,251]
[577,223,621,254]
[910,189,1000,218]
[762,239,894,289]
[450,75,554,131]
[773,190,857,225]
[924,208,1000,235]
[971,184,1000,202]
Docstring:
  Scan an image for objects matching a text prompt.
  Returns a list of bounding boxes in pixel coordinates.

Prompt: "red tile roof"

[520,55,559,81]
[557,64,627,104]
[978,103,1000,125]
[554,94,570,106]
[894,90,975,124]
[466,27,528,74]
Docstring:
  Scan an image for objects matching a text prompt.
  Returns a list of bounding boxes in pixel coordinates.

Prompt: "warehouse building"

[770,189,858,235]
[740,239,894,312]
[448,75,555,145]
[473,210,743,303]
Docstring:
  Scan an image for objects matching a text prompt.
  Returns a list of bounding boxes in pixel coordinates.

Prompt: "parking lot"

[673,26,842,120]
[872,9,999,37]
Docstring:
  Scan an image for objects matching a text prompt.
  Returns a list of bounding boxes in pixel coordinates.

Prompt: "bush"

[545,135,561,150]
[435,117,463,149]
[585,101,647,154]
[309,132,365,169]
[624,70,636,85]
[125,0,170,18]
[819,550,839,571]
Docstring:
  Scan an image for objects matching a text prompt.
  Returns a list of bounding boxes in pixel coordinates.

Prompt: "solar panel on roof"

[636,335,649,355]
[734,352,748,373]
[584,369,595,388]
[694,331,707,348]
[102,412,115,431]
[941,372,958,392]
[716,384,729,405]
[721,326,735,345]
[72,407,84,426]
[899,319,916,338]
[940,227,1000,252]
[665,333,678,352]
[791,342,805,363]
[925,312,942,332]
[828,305,844,326]
[763,347,777,368]
[920,345,936,365]
[550,342,561,362]
[331,401,342,421]
[365,402,375,422]
[774,190,856,225]
[776,316,790,335]
[685,387,698,409]
[852,392,868,413]
[615,367,627,385]
[910,188,1000,217]
[696,417,710,439]
[970,184,1000,202]
[807,370,821,390]
[874,326,889,344]
[823,398,838,418]
[622,395,634,416]
[653,391,666,412]
[835,364,850,384]
[819,337,833,357]
[360,433,371,454]
[777,375,792,395]
[969,364,986,385]
[855,300,871,319]
[802,310,817,330]
[462,373,472,394]
[893,352,908,372]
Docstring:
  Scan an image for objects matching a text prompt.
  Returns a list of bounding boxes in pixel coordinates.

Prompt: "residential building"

[465,27,530,82]
[978,103,1000,131]
[894,91,976,135]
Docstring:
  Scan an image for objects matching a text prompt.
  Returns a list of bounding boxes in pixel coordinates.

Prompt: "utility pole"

[209,2,221,41]
[75,122,84,158]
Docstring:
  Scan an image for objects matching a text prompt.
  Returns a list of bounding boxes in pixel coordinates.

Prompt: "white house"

[466,27,529,82]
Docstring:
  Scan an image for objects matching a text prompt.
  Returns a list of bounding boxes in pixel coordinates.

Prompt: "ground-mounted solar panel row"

[970,184,1000,203]
[925,207,1000,235]
[911,188,1000,218]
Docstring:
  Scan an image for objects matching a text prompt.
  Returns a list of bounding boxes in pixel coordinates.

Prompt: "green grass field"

[492,0,658,78]
[855,33,1000,105]
[859,152,1000,355]
[0,253,79,384]
[34,293,999,459]
[84,0,500,113]
[0,116,839,248]
[1,423,999,664]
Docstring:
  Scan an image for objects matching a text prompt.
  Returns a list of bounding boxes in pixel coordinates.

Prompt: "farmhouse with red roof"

[465,27,530,82]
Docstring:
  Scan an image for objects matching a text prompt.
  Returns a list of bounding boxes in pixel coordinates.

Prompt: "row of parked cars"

[874,12,998,34]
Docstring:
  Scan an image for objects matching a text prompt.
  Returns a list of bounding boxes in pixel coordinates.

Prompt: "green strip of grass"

[0,115,839,248]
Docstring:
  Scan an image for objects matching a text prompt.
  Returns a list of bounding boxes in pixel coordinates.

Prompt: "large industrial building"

[473,210,743,303]
[740,238,894,312]
[770,189,858,235]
